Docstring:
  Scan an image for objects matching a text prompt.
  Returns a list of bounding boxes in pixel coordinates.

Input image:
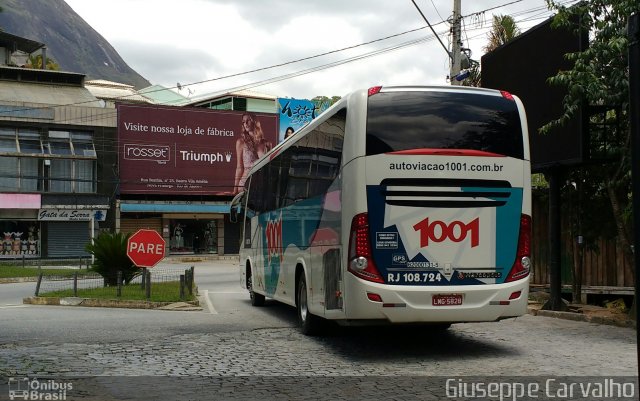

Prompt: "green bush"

[85,232,140,286]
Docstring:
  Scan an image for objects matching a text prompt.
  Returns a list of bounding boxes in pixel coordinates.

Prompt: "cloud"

[64,0,558,100]
[111,41,220,88]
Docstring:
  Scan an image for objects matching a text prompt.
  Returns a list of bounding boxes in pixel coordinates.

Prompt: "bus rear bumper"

[344,277,530,324]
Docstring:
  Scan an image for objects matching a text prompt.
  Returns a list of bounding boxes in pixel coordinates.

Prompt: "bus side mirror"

[229,191,245,223]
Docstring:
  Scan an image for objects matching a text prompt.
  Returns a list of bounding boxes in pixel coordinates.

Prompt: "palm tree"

[484,15,521,53]
[462,14,521,87]
[86,232,139,286]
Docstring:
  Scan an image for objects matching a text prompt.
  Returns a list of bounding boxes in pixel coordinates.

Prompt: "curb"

[0,277,38,284]
[527,306,636,329]
[23,296,202,311]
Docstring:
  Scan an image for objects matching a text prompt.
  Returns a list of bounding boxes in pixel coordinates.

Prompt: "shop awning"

[120,203,230,214]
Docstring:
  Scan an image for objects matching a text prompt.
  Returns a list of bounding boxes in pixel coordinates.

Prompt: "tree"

[24,54,60,71]
[484,15,522,53]
[85,232,140,286]
[543,0,639,312]
[462,15,521,87]
[311,95,341,106]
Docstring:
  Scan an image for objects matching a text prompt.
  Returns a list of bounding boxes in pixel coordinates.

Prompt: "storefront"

[37,206,107,258]
[118,201,233,256]
[0,194,41,258]
[0,194,108,258]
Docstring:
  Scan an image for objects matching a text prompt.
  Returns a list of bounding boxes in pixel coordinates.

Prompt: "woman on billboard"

[234,112,271,193]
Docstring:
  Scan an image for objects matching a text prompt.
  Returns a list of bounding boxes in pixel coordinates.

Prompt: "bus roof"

[247,85,519,176]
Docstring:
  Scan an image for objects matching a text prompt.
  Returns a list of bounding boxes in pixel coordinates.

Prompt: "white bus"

[232,85,531,335]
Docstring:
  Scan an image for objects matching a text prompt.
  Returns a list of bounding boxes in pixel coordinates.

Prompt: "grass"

[39,281,195,303]
[0,266,83,278]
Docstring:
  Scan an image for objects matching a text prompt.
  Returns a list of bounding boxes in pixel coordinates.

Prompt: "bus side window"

[244,218,251,248]
[247,170,264,214]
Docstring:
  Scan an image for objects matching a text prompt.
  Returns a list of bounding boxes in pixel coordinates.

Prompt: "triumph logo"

[124,144,170,164]
[413,217,480,248]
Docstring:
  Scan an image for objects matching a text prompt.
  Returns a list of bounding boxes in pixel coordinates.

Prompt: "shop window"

[170,219,218,254]
[0,221,40,258]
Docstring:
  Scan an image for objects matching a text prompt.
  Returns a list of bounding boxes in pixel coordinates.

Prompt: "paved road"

[0,259,636,400]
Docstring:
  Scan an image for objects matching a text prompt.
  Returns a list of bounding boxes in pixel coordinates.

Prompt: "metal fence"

[34,266,195,302]
[0,256,92,269]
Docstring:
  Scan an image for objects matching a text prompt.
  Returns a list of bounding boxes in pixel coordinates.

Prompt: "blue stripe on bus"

[258,197,324,296]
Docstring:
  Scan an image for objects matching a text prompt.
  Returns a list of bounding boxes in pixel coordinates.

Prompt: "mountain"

[0,0,150,88]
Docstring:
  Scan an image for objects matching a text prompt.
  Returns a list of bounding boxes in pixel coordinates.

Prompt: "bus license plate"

[432,294,463,306]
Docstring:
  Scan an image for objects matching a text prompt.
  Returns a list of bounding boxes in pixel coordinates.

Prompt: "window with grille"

[0,128,97,193]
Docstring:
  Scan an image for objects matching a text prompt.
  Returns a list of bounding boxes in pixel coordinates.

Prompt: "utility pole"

[450,0,462,85]
[627,12,639,376]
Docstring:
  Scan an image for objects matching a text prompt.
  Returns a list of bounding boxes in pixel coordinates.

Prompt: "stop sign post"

[127,229,166,268]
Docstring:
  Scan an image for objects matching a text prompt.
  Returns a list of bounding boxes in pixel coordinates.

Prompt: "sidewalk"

[527,301,636,329]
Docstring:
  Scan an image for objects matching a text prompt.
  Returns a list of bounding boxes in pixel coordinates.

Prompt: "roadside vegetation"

[40,281,196,303]
[2,231,195,303]
[85,231,139,286]
[0,266,80,278]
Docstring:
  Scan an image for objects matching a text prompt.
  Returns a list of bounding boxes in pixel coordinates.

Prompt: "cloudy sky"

[63,0,570,100]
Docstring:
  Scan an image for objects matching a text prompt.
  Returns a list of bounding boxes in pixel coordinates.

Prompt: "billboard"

[481,16,588,172]
[117,104,278,195]
[277,98,330,142]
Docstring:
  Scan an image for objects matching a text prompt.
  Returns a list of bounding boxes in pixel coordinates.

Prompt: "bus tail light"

[348,213,385,283]
[505,214,531,282]
[368,86,382,96]
[500,90,515,101]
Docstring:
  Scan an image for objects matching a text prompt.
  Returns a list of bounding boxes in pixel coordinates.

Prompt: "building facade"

[0,32,117,258]
[0,32,281,258]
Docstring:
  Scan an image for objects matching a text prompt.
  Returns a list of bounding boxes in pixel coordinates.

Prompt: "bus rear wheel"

[248,273,265,306]
[297,273,322,335]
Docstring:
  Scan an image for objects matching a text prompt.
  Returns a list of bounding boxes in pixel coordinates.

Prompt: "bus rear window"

[366,91,524,159]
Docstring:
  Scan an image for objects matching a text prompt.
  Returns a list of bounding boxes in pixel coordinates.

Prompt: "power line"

[410,0,452,60]
[3,29,447,126]
[0,0,575,121]
[462,0,526,19]
[428,0,446,22]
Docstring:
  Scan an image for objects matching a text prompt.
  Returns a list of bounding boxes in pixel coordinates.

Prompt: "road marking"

[202,290,218,315]
[0,304,29,309]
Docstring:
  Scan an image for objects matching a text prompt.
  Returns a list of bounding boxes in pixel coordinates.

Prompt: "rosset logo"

[123,144,171,164]
[413,217,479,248]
